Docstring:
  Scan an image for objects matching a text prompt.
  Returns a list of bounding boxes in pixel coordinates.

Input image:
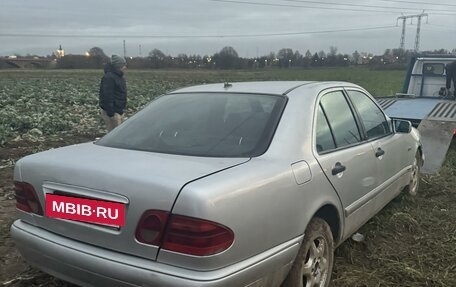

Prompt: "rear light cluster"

[136,210,234,256]
[14,181,43,215]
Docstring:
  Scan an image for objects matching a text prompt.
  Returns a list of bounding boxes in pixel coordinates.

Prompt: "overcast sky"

[0,0,455,57]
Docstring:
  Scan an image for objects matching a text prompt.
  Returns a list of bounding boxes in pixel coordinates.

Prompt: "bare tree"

[88,47,109,67]
[89,47,108,59]
[213,46,239,69]
[277,48,294,67]
[305,50,312,58]
[352,50,360,65]
[149,49,166,59]
[219,46,239,58]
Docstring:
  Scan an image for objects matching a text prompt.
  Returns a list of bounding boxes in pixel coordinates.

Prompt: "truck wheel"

[283,218,334,287]
[406,152,421,196]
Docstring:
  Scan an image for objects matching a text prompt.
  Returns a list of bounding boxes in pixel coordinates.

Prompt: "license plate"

[46,194,125,227]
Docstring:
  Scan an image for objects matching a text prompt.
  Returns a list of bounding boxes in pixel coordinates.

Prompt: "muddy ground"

[1,135,455,287]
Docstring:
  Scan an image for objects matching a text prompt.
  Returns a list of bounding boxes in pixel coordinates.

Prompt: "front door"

[346,89,411,196]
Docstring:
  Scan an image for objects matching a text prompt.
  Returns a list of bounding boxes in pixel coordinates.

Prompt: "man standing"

[99,55,127,131]
[446,60,456,98]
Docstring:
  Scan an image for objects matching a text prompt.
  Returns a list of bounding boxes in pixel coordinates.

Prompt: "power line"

[282,0,456,13]
[209,0,409,14]
[0,25,398,39]
[378,0,456,8]
[426,23,456,31]
[209,0,456,15]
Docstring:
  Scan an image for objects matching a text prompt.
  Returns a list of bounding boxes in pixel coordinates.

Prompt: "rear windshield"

[96,93,286,157]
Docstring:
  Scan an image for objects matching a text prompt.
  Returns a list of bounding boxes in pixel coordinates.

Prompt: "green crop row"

[0,68,405,145]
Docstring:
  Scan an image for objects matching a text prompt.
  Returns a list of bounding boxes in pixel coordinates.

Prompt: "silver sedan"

[11,81,422,287]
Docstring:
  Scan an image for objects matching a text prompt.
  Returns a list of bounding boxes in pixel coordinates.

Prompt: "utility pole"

[123,40,127,58]
[139,44,142,57]
[397,13,428,52]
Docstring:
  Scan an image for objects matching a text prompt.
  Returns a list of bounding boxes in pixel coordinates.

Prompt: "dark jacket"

[99,64,127,117]
[446,61,456,91]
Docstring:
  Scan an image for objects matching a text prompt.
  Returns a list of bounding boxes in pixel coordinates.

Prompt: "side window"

[316,105,336,153]
[347,90,390,139]
[320,91,361,148]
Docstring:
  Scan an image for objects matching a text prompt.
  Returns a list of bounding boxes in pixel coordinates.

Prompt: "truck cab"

[405,56,455,100]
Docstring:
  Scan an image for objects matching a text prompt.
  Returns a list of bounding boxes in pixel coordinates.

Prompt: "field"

[0,68,455,287]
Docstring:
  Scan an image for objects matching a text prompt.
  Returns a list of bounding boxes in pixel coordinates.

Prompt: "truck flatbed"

[377,97,456,174]
[374,55,456,173]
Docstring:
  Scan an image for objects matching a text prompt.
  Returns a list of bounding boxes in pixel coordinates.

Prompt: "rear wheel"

[283,218,334,287]
[406,152,421,196]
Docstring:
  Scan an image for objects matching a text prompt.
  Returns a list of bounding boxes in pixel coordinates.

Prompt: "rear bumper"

[11,220,299,287]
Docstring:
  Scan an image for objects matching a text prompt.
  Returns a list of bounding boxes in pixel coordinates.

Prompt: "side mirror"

[393,119,412,133]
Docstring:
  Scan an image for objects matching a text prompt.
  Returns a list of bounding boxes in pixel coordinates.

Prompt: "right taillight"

[135,210,234,256]
[14,181,43,215]
[163,215,235,256]
[135,210,169,246]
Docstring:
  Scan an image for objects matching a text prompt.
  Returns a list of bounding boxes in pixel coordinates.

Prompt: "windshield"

[96,92,286,157]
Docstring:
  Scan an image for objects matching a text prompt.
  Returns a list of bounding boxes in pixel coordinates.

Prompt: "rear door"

[314,89,378,231]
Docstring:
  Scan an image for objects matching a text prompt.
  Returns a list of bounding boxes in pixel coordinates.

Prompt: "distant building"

[54,45,65,58]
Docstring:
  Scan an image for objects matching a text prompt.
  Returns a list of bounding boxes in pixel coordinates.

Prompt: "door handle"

[375,148,385,158]
[332,162,346,175]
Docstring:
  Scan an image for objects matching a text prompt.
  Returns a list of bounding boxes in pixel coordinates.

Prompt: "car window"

[319,91,361,148]
[96,93,286,157]
[315,105,336,153]
[347,90,390,139]
[423,63,445,75]
[223,95,275,121]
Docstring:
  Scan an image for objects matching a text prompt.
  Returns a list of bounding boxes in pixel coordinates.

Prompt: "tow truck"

[376,55,456,174]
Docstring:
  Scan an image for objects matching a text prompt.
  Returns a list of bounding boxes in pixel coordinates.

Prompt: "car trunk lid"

[15,142,249,260]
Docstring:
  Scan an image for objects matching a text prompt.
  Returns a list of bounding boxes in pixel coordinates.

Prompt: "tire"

[406,152,421,196]
[282,218,334,287]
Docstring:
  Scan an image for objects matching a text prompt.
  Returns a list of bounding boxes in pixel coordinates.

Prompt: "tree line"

[2,46,455,70]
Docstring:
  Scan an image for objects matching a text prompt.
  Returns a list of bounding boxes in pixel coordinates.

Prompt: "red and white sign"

[46,194,125,227]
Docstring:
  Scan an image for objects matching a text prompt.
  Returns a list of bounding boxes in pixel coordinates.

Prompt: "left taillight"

[14,181,43,215]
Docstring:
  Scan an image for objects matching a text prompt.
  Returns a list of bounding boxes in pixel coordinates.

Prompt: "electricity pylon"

[397,13,428,52]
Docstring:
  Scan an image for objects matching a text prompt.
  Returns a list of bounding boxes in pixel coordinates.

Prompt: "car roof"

[170,81,360,96]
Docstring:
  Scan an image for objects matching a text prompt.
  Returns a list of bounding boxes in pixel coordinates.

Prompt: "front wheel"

[283,218,334,287]
[406,152,421,196]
